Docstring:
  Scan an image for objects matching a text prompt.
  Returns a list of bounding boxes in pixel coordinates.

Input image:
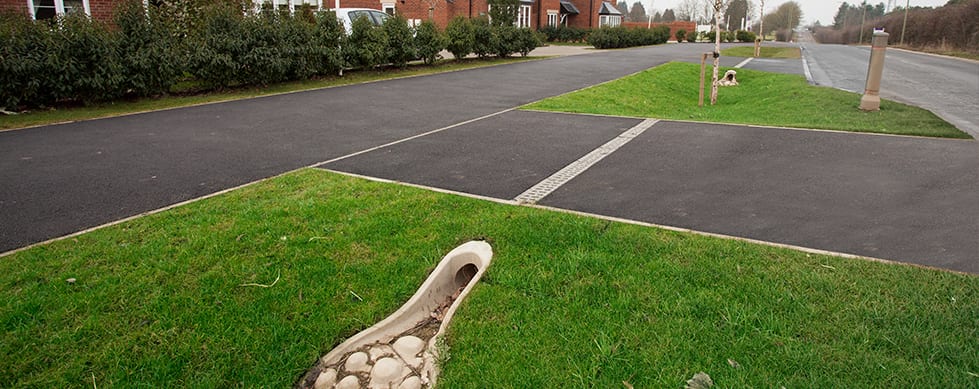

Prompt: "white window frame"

[382,3,395,15]
[599,14,620,27]
[516,4,531,28]
[547,10,557,27]
[27,0,90,19]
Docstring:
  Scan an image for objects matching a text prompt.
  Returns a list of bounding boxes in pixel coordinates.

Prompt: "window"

[516,4,531,28]
[599,15,621,27]
[382,3,395,15]
[547,11,558,27]
[27,0,89,20]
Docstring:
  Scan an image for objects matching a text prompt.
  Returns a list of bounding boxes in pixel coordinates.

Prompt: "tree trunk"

[710,0,721,105]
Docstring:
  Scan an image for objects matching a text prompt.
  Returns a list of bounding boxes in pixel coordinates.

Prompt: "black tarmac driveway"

[2,43,976,273]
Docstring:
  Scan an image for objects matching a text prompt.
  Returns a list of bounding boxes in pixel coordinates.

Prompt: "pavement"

[2,43,976,273]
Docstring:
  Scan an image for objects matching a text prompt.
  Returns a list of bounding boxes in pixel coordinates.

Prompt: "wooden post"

[699,53,708,107]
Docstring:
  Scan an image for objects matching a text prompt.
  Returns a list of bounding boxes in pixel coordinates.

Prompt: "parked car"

[333,8,391,34]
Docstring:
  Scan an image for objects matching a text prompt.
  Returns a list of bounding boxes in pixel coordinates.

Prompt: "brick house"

[0,0,624,30]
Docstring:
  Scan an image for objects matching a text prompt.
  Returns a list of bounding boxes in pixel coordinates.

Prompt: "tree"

[662,8,676,22]
[628,1,646,22]
[488,0,520,27]
[725,0,749,30]
[652,11,662,22]
[677,0,700,21]
[762,1,802,41]
[616,1,629,16]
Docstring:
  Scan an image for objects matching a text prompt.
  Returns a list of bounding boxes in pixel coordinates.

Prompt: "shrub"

[58,13,124,104]
[587,27,620,49]
[587,26,669,49]
[312,10,345,75]
[515,27,540,56]
[277,11,320,80]
[736,29,756,43]
[345,13,388,69]
[674,29,686,42]
[383,14,416,68]
[239,11,290,85]
[445,16,474,60]
[114,0,180,97]
[0,12,50,108]
[493,25,521,57]
[414,20,445,64]
[471,17,497,58]
[539,25,589,42]
[186,5,249,88]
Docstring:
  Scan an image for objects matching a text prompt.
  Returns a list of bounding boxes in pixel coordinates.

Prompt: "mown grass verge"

[0,57,536,132]
[1,169,975,387]
[721,46,802,58]
[525,62,970,139]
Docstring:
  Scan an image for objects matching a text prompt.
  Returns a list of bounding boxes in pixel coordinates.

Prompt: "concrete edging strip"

[514,118,658,204]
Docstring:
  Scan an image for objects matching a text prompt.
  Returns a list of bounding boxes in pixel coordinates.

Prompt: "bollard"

[859,31,889,111]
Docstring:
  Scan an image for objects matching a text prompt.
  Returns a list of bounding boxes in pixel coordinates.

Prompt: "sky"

[637,0,951,26]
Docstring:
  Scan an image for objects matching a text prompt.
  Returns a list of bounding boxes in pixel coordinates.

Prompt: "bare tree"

[677,0,700,22]
[710,0,729,105]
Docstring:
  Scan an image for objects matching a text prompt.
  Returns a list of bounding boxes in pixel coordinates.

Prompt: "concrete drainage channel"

[300,241,493,389]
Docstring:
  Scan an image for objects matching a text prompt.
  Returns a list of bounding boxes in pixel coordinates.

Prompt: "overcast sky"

[639,0,950,26]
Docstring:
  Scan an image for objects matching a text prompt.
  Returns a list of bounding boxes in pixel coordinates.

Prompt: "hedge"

[0,1,538,110]
[587,25,671,49]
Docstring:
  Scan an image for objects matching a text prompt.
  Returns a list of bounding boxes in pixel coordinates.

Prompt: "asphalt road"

[3,42,975,273]
[799,31,979,139]
[0,44,744,253]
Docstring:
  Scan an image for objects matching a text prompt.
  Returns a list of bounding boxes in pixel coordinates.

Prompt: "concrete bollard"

[859,31,889,111]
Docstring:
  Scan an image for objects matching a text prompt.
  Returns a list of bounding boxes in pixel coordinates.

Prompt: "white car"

[333,8,391,34]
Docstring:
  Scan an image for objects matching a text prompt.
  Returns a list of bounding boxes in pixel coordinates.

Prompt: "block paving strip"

[514,118,658,204]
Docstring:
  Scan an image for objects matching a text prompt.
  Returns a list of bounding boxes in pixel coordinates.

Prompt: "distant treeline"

[813,0,978,53]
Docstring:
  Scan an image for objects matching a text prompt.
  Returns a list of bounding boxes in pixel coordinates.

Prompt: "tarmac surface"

[2,43,976,273]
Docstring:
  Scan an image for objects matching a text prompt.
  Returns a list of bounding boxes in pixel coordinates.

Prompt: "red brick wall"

[566,0,599,29]
[0,0,30,16]
[88,0,118,21]
[621,20,696,41]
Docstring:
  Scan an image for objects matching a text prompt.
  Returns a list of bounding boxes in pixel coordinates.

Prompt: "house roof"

[598,1,621,15]
[559,0,580,14]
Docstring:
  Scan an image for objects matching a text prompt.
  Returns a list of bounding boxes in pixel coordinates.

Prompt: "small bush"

[736,29,756,43]
[445,16,474,60]
[313,10,345,75]
[540,25,589,42]
[345,14,389,69]
[115,0,180,97]
[58,13,125,104]
[186,5,249,88]
[414,20,445,65]
[0,12,50,108]
[674,29,686,42]
[493,25,521,57]
[472,17,497,58]
[515,27,540,56]
[383,14,416,68]
[588,26,670,49]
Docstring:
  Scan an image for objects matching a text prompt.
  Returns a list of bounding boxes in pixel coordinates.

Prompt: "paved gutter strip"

[514,119,658,204]
[734,57,753,68]
[318,108,515,166]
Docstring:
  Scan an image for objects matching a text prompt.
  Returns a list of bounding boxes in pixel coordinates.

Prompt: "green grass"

[0,57,536,131]
[2,169,976,387]
[525,62,971,139]
[721,46,802,58]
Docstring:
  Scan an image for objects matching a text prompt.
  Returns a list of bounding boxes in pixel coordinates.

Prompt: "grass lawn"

[0,57,536,132]
[525,62,970,139]
[2,169,976,387]
[721,46,802,59]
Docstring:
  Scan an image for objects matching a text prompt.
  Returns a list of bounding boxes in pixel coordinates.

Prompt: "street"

[799,30,979,139]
